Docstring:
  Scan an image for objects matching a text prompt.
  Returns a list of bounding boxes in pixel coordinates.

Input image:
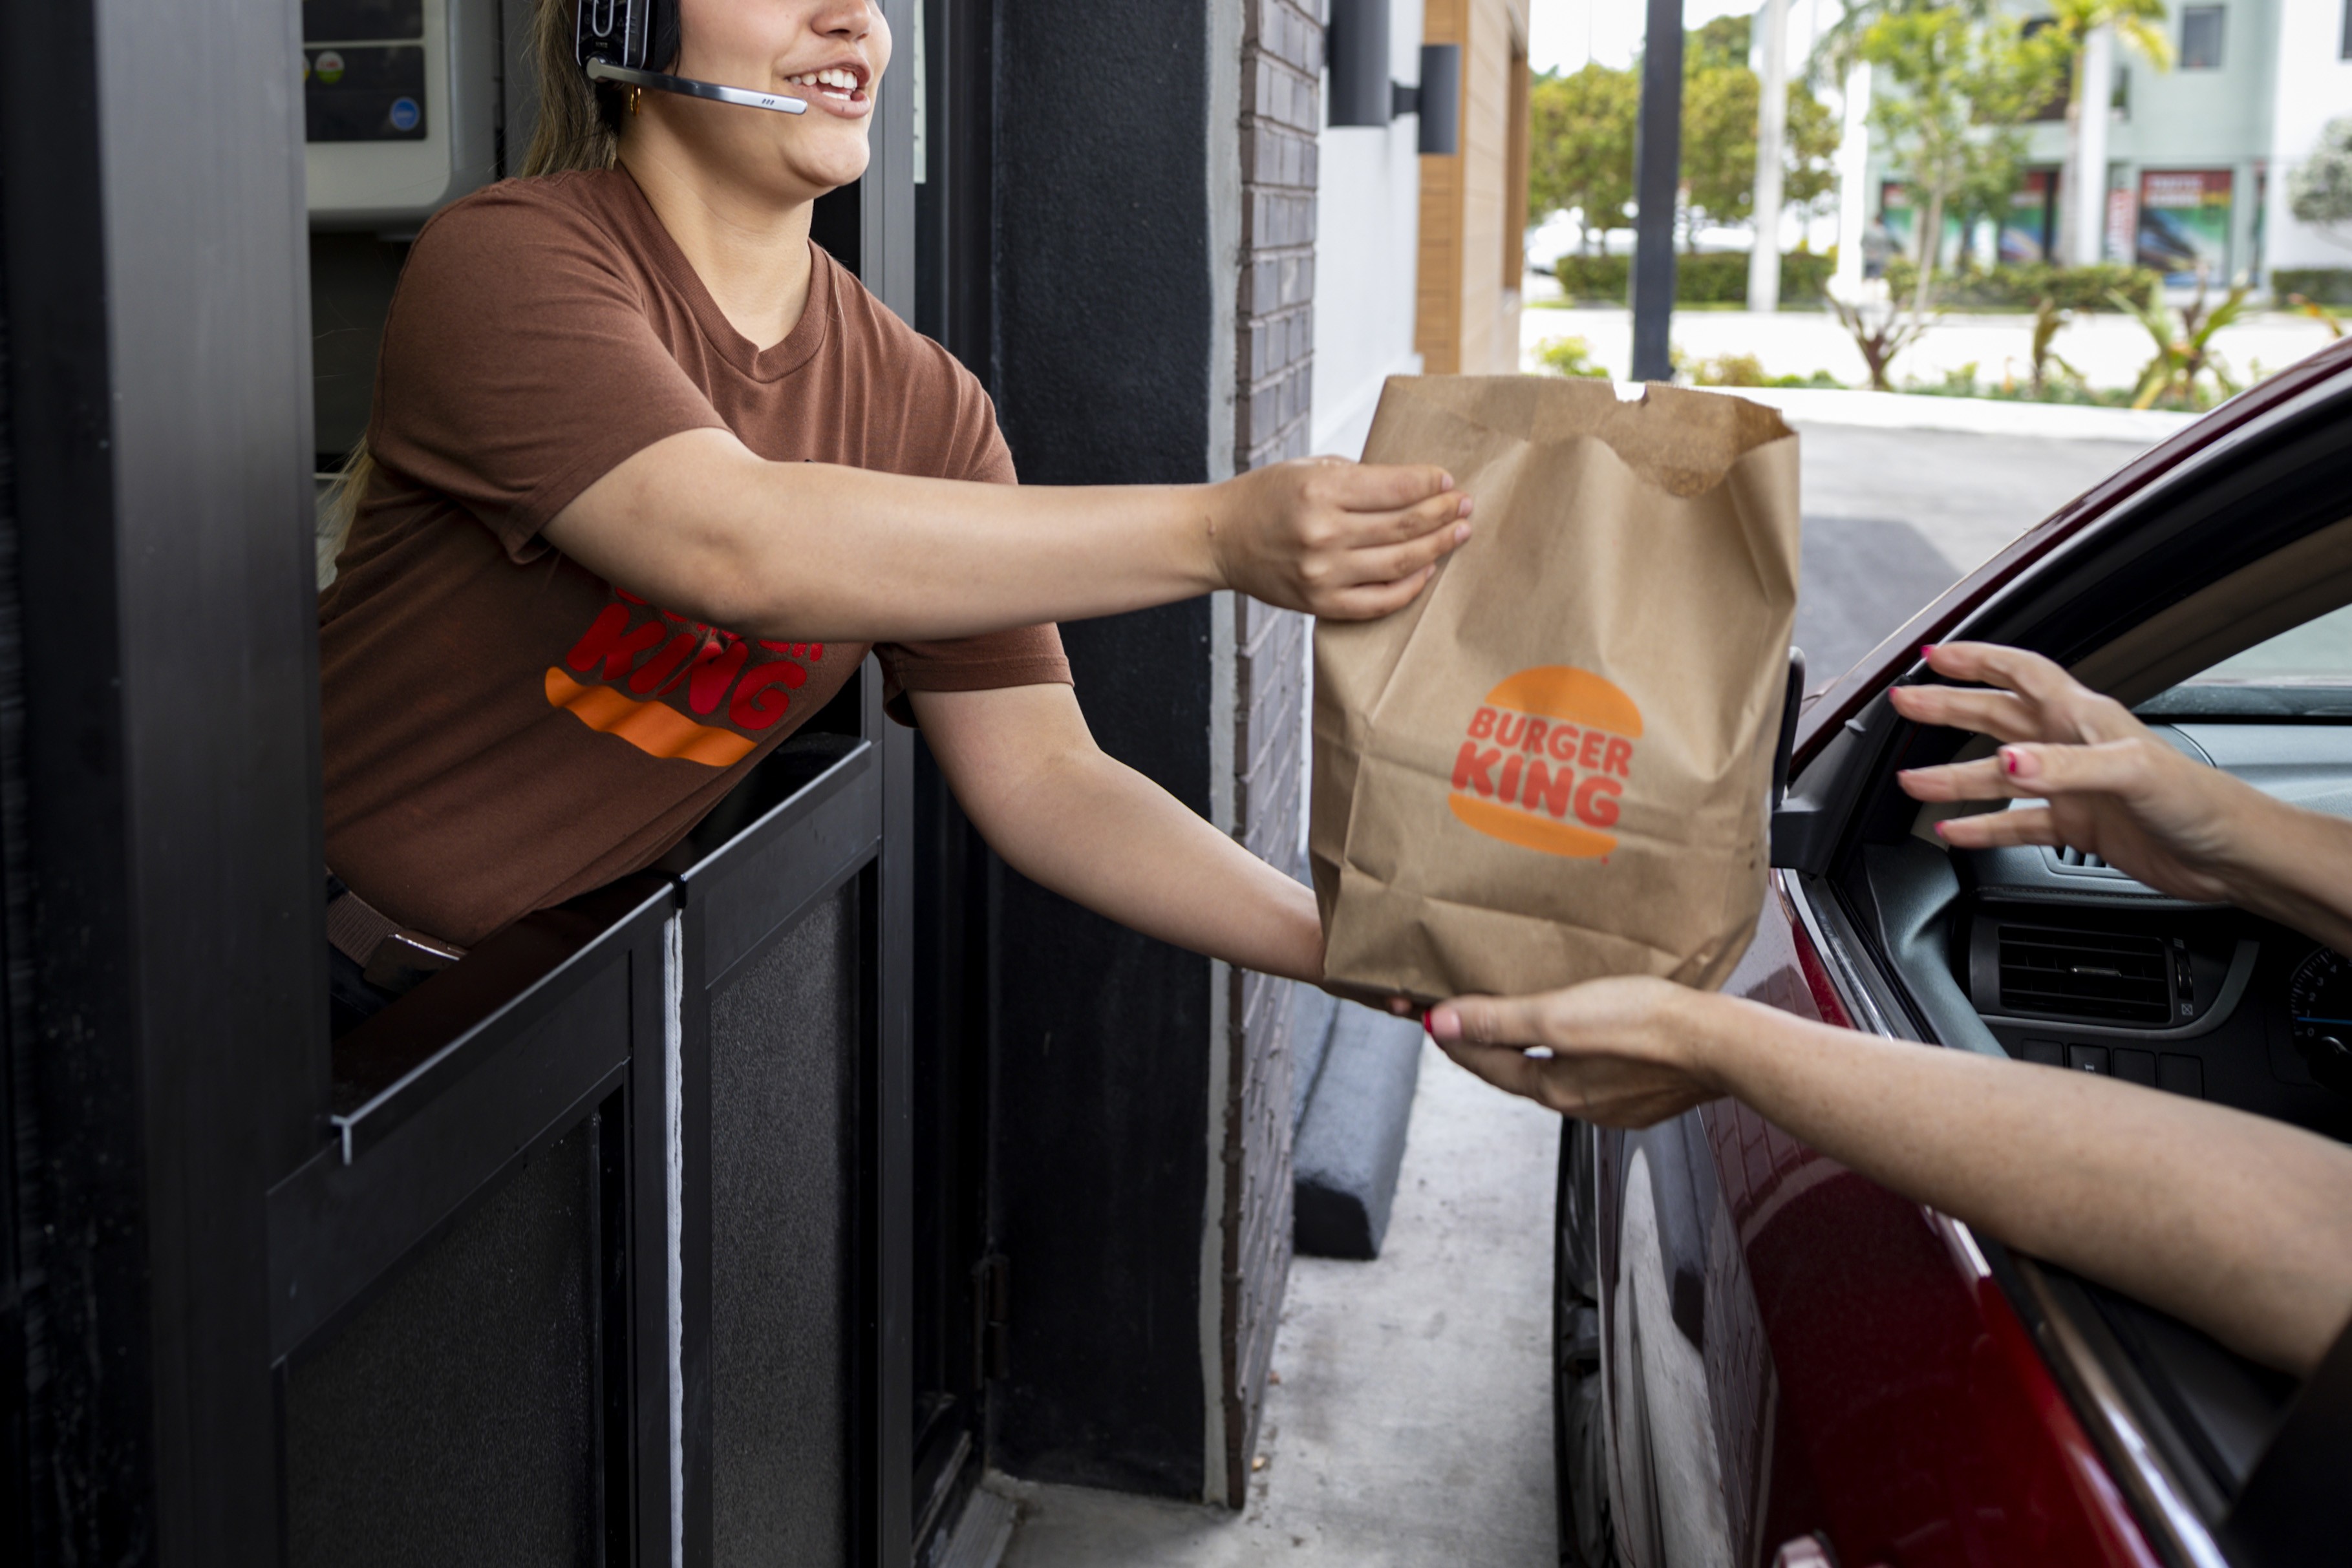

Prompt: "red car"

[1554,337,2352,1568]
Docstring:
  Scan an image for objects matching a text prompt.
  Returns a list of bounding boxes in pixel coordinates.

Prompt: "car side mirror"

[1771,647,1806,812]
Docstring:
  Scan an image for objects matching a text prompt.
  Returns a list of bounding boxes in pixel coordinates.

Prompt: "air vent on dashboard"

[1996,926,2172,1024]
[2052,846,2108,869]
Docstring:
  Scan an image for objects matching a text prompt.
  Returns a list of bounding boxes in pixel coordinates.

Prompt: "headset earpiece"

[574,0,809,117]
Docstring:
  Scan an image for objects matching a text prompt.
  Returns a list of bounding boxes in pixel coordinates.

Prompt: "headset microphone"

[577,0,810,116]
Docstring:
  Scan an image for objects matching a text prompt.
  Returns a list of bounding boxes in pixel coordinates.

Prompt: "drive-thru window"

[1,1,1334,1558]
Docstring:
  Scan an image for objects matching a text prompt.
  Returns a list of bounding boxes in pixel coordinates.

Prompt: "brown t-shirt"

[321,168,1069,946]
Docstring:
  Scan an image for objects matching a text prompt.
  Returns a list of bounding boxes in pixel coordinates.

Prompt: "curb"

[1685,383,2200,443]
[1293,1004,1424,1261]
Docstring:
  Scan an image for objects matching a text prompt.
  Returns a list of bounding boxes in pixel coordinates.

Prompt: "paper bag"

[1310,376,1800,1004]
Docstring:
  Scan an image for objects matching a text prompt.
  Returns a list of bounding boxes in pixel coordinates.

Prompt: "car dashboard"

[1952,723,2352,1145]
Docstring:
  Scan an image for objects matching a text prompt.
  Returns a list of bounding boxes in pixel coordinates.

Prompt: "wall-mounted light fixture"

[1326,0,1460,156]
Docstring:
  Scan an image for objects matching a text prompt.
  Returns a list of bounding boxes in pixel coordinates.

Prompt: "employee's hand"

[1424,977,1721,1128]
[1892,641,2352,955]
[1209,458,1471,620]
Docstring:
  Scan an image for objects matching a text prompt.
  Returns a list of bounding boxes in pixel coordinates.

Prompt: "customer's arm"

[1894,641,2352,953]
[1428,979,2352,1377]
[543,429,1472,645]
[911,683,1321,982]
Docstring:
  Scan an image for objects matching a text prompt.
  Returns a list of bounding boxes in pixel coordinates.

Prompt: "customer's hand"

[1891,642,2272,906]
[1424,977,1724,1128]
[1210,458,1471,620]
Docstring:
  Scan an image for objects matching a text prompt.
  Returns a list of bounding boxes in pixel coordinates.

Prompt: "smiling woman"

[315,0,1472,1026]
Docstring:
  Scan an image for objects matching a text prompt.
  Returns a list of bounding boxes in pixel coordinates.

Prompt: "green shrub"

[2273,268,2352,305]
[1883,260,2160,312]
[1534,335,1610,378]
[1543,250,1834,306]
[1687,351,1843,388]
[1898,363,2204,410]
[1548,253,1628,301]
[1691,350,1771,386]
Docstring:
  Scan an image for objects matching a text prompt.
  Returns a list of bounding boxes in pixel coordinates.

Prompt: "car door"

[1560,337,2352,1568]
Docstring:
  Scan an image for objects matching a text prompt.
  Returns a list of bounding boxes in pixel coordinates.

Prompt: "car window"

[2137,605,2352,719]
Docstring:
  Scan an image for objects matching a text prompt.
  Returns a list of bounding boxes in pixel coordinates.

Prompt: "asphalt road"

[1791,423,2152,684]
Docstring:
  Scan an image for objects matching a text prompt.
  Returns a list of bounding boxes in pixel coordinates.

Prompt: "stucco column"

[1748,0,1790,312]
[1832,61,1872,296]
[2072,25,2114,267]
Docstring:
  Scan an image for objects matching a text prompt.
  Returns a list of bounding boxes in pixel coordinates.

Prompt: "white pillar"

[1833,60,1872,296]
[2072,25,2114,266]
[1748,0,1790,312]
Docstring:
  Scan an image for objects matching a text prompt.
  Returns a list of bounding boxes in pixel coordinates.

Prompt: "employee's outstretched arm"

[546,428,1472,644]
[911,683,1323,984]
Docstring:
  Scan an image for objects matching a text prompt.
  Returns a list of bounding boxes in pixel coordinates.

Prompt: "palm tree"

[2045,0,2172,264]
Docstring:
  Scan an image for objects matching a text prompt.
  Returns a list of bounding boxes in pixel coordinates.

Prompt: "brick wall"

[1415,0,1530,374]
[1238,0,1322,469]
[1218,0,1324,1508]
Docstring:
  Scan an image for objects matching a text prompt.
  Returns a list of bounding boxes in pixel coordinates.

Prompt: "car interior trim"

[1781,871,1903,1043]
[2075,513,2352,709]
[1773,694,1899,876]
[1972,939,2259,1044]
[1857,841,2007,1057]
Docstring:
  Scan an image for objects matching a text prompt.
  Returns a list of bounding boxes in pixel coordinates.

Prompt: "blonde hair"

[322,0,626,575]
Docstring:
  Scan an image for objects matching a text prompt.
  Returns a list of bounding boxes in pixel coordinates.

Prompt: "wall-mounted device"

[575,0,809,114]
[304,0,500,229]
[1326,0,1461,157]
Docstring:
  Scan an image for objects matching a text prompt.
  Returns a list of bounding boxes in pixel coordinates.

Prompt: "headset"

[575,0,809,116]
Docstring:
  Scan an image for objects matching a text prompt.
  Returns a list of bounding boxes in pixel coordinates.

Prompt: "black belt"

[325,873,466,995]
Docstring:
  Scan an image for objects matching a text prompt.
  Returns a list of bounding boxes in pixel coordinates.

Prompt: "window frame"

[2179,5,2225,71]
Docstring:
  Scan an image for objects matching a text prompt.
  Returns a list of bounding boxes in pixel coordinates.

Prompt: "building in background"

[1417,0,1533,371]
[1862,0,2352,294]
[1316,1,1432,461]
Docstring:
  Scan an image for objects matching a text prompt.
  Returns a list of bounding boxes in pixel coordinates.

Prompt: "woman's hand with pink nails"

[1423,977,1726,1128]
[1889,642,2276,907]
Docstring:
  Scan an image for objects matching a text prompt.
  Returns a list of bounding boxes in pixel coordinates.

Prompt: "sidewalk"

[993,1040,1561,1568]
[1521,299,2338,397]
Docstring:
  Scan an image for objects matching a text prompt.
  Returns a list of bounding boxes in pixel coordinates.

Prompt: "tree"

[1688,14,1752,73]
[1680,67,1843,250]
[1807,0,1991,87]
[1528,65,1639,255]
[2043,0,2172,264]
[1860,8,2068,313]
[2289,116,2352,251]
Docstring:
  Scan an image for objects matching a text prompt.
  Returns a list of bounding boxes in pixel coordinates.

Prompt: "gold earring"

[629,87,643,116]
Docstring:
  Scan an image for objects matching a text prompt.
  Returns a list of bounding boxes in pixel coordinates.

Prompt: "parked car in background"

[1556,337,2352,1567]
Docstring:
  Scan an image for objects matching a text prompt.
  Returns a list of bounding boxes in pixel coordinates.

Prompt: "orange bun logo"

[1448,666,1640,858]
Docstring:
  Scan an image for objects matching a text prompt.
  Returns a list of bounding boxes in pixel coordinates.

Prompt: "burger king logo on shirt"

[1448,666,1640,858]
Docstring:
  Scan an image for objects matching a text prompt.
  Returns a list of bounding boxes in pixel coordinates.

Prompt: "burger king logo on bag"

[1448,667,1640,858]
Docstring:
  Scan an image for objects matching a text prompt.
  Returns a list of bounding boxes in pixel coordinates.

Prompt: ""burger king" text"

[1446,666,1642,859]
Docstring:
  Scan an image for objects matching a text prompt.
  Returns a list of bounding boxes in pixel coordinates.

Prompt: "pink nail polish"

[1920,644,1937,659]
[1932,820,1948,838]
[2003,750,2018,775]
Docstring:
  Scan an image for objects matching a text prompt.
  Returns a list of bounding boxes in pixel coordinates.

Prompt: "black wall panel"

[985,0,1219,1499]
[285,1119,601,1567]
[711,881,862,1567]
